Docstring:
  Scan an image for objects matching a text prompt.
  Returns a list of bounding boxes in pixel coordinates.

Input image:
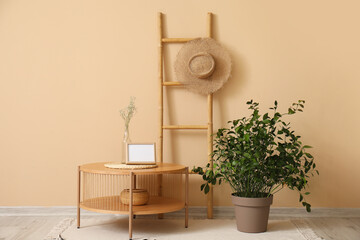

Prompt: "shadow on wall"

[212,14,248,129]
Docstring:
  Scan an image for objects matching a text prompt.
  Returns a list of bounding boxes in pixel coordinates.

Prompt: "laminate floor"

[0,209,359,240]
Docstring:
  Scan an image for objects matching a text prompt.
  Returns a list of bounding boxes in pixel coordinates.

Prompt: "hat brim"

[174,38,232,95]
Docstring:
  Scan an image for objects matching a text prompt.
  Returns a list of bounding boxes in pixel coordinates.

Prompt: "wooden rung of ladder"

[163,125,208,130]
[162,38,198,43]
[162,82,182,86]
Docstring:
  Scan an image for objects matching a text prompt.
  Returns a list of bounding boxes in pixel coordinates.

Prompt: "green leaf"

[243,153,251,158]
[204,184,210,194]
[305,192,310,195]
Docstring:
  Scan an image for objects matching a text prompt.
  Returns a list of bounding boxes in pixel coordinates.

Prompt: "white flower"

[119,96,136,128]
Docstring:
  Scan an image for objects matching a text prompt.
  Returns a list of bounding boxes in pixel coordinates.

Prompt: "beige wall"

[1,0,359,208]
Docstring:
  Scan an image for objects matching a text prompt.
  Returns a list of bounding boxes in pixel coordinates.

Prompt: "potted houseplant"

[193,100,319,233]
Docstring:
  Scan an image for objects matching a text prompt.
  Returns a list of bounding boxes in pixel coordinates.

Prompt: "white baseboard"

[1,206,359,218]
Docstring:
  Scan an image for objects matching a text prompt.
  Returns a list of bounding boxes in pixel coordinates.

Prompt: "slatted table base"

[77,162,189,240]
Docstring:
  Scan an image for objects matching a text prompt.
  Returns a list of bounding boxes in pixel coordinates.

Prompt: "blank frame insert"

[126,143,156,165]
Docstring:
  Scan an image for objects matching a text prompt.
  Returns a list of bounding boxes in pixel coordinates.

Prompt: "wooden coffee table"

[77,162,189,239]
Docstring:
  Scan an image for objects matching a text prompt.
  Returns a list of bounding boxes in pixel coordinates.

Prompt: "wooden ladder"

[157,12,214,219]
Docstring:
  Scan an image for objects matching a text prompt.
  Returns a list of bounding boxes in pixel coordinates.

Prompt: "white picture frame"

[126,143,156,165]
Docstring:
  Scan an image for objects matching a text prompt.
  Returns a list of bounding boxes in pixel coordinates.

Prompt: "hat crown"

[188,52,215,79]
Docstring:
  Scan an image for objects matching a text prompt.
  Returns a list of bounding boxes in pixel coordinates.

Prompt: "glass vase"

[121,125,131,164]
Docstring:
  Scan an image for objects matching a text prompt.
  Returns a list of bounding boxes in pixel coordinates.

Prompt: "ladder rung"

[163,82,183,86]
[163,125,208,130]
[162,38,198,43]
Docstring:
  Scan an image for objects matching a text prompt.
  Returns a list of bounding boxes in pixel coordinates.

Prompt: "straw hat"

[174,38,232,95]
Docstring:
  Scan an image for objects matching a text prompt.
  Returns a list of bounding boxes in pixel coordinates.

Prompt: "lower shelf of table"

[80,195,185,215]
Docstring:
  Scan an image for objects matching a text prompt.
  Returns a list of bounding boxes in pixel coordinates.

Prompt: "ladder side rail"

[207,12,214,220]
[158,12,164,164]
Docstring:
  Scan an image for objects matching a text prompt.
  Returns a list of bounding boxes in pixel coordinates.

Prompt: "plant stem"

[269,184,283,196]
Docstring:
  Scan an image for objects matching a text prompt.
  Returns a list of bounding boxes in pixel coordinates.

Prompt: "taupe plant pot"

[231,194,273,233]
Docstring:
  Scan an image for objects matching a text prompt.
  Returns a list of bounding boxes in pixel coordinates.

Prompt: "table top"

[79,162,187,175]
